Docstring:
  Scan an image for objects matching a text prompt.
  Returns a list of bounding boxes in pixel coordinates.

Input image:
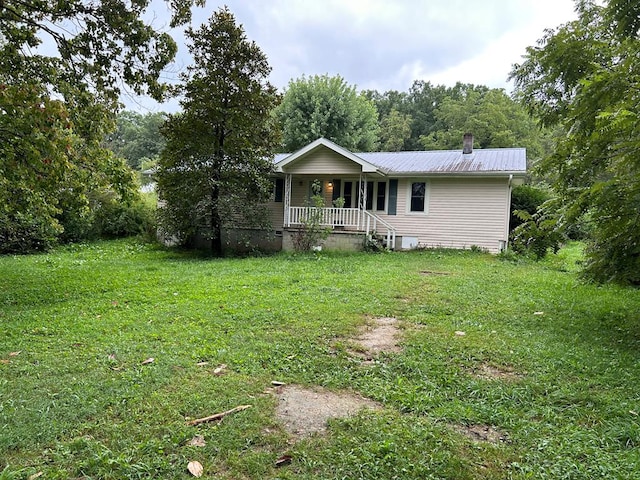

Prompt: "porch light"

[328,181,333,188]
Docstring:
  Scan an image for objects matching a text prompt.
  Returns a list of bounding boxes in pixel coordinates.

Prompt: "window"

[343,181,353,208]
[388,179,398,215]
[331,179,342,204]
[410,182,426,212]
[365,181,374,210]
[274,178,284,203]
[376,182,386,211]
[355,181,374,210]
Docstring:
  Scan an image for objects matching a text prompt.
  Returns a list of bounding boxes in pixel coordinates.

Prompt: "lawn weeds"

[1,240,639,478]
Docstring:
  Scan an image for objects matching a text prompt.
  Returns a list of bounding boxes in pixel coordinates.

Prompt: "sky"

[127,0,579,112]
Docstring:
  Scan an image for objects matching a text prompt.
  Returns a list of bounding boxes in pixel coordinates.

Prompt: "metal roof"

[356,148,527,174]
[273,139,527,175]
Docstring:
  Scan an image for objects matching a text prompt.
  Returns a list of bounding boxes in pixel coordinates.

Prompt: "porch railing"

[288,207,361,227]
[287,207,396,249]
[362,210,396,249]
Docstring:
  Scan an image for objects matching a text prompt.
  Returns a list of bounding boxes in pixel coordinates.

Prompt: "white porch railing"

[287,207,396,249]
[362,210,396,249]
[288,207,361,227]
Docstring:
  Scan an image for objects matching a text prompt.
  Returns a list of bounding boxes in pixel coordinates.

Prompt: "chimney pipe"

[463,133,473,154]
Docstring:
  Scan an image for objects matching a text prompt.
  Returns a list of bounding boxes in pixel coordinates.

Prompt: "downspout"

[503,174,514,252]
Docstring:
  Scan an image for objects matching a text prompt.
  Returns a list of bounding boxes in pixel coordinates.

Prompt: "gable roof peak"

[275,137,381,173]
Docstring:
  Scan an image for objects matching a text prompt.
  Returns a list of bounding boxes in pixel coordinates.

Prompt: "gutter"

[384,171,527,178]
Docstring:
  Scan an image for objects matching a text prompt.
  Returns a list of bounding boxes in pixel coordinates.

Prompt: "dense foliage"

[0,0,203,106]
[509,185,553,232]
[0,82,144,253]
[365,82,547,158]
[511,0,640,284]
[0,0,200,253]
[364,80,448,151]
[106,111,167,171]
[378,108,413,152]
[157,7,280,255]
[419,87,544,159]
[274,74,379,152]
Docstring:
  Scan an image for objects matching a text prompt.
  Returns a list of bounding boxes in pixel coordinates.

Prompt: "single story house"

[260,135,526,253]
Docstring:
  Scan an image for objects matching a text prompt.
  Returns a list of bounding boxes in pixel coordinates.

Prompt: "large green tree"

[511,0,640,284]
[274,74,379,152]
[157,7,280,255]
[420,86,545,160]
[0,0,202,252]
[404,80,452,150]
[0,82,138,251]
[366,82,546,156]
[106,111,167,170]
[379,108,413,152]
[0,0,203,105]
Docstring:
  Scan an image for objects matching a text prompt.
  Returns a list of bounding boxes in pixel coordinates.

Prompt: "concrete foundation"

[282,229,365,252]
[190,228,282,253]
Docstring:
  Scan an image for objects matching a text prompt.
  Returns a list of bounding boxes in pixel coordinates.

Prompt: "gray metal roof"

[274,147,526,175]
[356,148,527,174]
[274,153,290,163]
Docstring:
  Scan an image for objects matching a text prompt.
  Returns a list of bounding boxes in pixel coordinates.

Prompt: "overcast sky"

[128,0,579,112]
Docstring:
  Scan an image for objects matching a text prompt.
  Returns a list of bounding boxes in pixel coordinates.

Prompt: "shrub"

[92,192,156,240]
[363,232,386,252]
[0,212,61,254]
[510,184,552,232]
[510,202,564,259]
[292,180,330,252]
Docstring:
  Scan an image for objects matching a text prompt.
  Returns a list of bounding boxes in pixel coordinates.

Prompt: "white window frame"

[374,180,387,212]
[406,179,430,214]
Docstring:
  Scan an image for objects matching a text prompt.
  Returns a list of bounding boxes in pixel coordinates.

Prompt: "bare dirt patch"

[472,363,523,381]
[274,385,381,439]
[454,424,508,444]
[348,317,402,361]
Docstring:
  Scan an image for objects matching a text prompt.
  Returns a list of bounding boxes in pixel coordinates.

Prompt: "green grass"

[1,240,639,479]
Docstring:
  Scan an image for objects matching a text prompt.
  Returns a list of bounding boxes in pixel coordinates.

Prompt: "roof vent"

[463,133,474,154]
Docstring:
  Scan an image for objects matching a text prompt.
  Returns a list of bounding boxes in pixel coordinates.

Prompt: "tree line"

[1,0,637,284]
[113,78,547,170]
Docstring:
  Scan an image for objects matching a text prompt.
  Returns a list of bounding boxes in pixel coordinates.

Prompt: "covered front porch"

[280,174,396,249]
[273,138,397,250]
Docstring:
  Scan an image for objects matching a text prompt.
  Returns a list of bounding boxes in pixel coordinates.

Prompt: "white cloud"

[425,0,577,91]
[126,0,579,111]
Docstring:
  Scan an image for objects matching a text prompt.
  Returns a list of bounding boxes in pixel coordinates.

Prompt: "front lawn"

[1,240,639,479]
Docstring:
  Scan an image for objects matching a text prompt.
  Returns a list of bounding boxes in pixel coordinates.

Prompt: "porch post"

[284,174,292,227]
[357,174,362,229]
[359,173,368,230]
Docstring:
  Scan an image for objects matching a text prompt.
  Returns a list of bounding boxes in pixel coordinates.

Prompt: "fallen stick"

[186,405,252,426]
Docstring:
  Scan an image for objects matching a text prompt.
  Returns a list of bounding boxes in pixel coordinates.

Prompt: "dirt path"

[274,317,402,438]
[274,385,381,439]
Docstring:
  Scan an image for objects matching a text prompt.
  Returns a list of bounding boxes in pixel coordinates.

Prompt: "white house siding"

[376,177,509,253]
[290,180,309,207]
[284,146,363,175]
[289,178,343,207]
[265,199,284,229]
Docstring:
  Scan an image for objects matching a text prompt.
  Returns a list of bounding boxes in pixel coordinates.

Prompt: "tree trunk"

[211,130,225,256]
[210,184,222,256]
